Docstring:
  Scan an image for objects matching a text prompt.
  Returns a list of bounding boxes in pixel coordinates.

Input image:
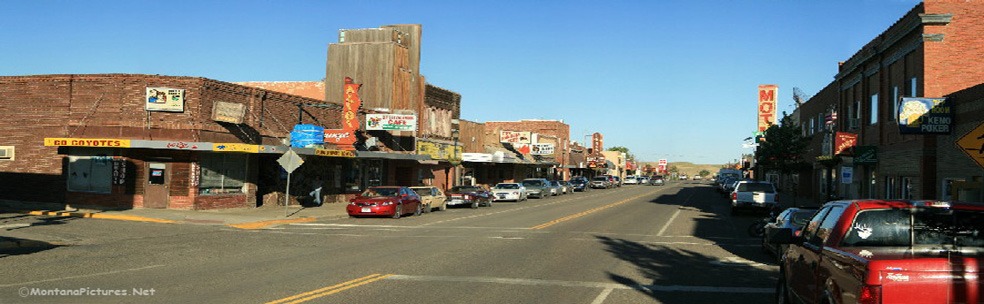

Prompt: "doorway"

[145,162,170,208]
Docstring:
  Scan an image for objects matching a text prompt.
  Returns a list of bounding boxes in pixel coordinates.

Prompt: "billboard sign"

[757,84,778,132]
[898,97,952,134]
[530,143,555,155]
[366,114,417,131]
[500,131,532,144]
[146,87,185,112]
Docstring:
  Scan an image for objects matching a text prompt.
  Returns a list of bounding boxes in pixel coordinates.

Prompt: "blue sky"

[0,0,921,164]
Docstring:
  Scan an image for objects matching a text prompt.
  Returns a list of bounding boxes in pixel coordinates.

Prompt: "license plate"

[499,194,506,198]
[361,207,371,213]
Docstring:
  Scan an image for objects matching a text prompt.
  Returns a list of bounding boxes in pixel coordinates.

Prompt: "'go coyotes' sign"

[758,84,778,132]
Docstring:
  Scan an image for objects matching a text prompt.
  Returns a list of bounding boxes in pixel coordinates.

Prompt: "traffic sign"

[277,149,304,173]
[956,122,984,169]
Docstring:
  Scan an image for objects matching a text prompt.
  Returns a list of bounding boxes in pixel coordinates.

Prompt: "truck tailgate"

[878,265,981,303]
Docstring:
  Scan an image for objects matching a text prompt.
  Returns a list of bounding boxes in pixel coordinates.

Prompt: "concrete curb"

[24,210,177,224]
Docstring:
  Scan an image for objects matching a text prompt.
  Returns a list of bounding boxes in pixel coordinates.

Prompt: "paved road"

[1,181,778,303]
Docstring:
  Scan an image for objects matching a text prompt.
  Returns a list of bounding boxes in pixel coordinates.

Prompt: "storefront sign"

[898,97,952,134]
[213,143,260,153]
[841,166,853,184]
[323,77,362,150]
[212,101,246,124]
[592,133,603,153]
[366,114,417,131]
[855,146,877,165]
[315,148,356,158]
[834,132,857,155]
[145,87,185,112]
[758,84,778,132]
[417,141,460,161]
[44,138,131,147]
[500,131,532,144]
[323,130,356,147]
[112,158,127,185]
[530,143,555,155]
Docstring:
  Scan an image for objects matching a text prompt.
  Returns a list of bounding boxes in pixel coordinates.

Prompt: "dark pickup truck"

[772,199,984,304]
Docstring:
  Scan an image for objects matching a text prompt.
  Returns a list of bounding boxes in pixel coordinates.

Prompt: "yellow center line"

[265,273,392,304]
[530,192,655,230]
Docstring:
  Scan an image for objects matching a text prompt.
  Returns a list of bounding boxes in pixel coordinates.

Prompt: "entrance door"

[145,162,170,208]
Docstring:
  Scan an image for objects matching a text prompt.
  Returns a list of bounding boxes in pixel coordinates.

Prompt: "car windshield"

[522,180,543,187]
[737,183,775,193]
[495,184,519,189]
[790,210,817,226]
[592,177,607,181]
[362,188,399,197]
[841,208,984,248]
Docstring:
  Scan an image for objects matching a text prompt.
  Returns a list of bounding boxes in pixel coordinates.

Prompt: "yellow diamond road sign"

[956,122,984,169]
[277,149,304,173]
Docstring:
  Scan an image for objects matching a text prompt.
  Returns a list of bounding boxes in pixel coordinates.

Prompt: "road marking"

[0,264,166,288]
[385,274,772,294]
[656,209,681,237]
[265,273,392,304]
[531,191,657,229]
[228,217,316,230]
[591,287,615,304]
[656,192,694,236]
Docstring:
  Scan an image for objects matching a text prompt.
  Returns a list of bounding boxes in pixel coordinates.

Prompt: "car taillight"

[731,192,737,201]
[859,285,881,304]
[464,195,472,200]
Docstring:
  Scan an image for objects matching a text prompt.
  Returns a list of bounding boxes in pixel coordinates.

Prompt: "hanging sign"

[898,97,952,134]
[366,114,417,131]
[834,132,857,155]
[758,84,778,132]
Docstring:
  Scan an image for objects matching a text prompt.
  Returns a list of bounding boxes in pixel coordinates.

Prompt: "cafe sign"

[500,131,532,144]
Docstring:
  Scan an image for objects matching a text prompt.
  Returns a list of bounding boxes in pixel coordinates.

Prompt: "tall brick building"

[790,0,984,203]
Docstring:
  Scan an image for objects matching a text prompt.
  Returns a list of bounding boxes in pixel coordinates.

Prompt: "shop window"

[199,153,246,195]
[67,153,113,193]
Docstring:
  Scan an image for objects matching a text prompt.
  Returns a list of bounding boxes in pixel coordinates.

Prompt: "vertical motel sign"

[758,85,778,132]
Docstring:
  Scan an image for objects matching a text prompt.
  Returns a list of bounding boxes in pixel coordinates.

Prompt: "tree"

[699,169,710,177]
[755,112,811,175]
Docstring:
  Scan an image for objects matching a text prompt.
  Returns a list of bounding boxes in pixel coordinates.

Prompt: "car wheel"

[413,203,422,216]
[439,202,447,211]
[392,204,402,219]
[471,201,479,209]
[423,203,432,213]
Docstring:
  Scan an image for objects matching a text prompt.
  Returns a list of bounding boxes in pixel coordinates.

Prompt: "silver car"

[521,178,551,199]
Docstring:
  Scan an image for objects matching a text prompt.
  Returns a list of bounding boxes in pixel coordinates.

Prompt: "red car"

[346,186,423,219]
[772,199,984,304]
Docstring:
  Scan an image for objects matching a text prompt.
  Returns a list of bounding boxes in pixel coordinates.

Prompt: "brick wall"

[484,120,571,164]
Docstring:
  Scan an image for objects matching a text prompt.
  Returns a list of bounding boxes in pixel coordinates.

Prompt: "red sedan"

[346,186,423,219]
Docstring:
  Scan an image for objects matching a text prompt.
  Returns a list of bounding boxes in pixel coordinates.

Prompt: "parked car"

[447,185,493,208]
[679,174,688,180]
[590,176,611,189]
[491,183,527,202]
[729,181,778,215]
[638,176,650,184]
[547,180,563,196]
[772,200,984,304]
[409,186,447,213]
[611,176,622,187]
[346,186,422,219]
[624,176,638,185]
[761,207,817,259]
[521,178,551,199]
[570,177,590,192]
[649,176,665,186]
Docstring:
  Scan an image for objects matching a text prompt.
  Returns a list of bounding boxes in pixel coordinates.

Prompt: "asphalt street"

[1,180,778,304]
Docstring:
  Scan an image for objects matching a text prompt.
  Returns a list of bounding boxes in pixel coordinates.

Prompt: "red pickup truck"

[772,199,984,304]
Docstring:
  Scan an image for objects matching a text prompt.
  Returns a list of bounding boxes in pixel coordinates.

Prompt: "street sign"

[956,122,984,169]
[277,149,304,173]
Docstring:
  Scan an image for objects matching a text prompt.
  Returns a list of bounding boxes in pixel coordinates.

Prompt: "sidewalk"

[0,199,351,230]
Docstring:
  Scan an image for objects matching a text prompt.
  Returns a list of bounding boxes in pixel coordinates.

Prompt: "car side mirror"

[768,228,799,244]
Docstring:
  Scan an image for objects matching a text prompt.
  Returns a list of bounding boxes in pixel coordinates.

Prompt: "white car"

[623,176,638,185]
[491,183,528,202]
[729,181,778,215]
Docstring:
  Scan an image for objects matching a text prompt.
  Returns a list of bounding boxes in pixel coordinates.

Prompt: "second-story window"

[870,94,878,125]
[892,86,900,121]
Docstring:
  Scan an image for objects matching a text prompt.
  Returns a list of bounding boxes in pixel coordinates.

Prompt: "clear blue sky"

[0,0,921,164]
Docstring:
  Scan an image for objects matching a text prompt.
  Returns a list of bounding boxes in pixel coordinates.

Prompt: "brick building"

[0,74,347,209]
[484,120,571,180]
[790,0,984,203]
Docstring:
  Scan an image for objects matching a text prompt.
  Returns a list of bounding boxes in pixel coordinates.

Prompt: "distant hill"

[639,162,726,177]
